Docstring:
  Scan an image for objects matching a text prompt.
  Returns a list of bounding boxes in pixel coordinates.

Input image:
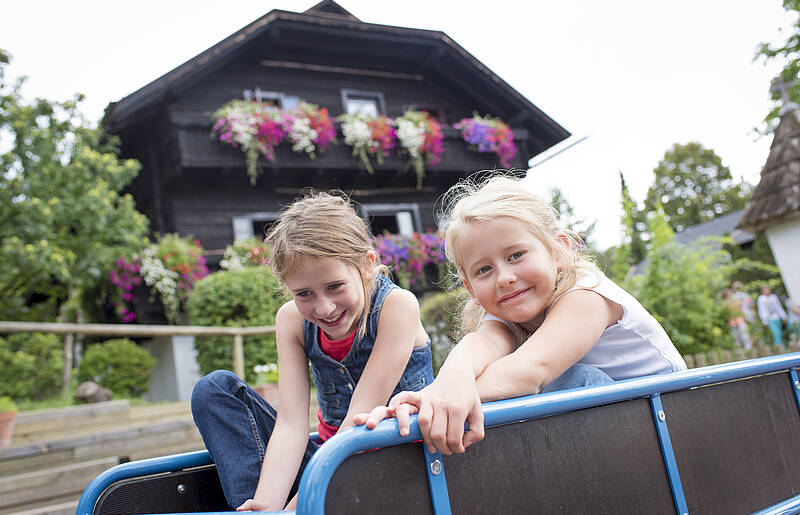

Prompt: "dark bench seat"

[77,353,800,515]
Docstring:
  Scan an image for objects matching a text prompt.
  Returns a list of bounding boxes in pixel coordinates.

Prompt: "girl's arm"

[337,288,425,430]
[476,289,621,400]
[245,302,311,511]
[355,319,518,455]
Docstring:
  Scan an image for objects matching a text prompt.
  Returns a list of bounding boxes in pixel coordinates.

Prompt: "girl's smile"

[284,257,366,340]
[458,217,560,330]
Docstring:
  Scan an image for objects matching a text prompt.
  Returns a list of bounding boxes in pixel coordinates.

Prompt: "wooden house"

[102,1,569,266]
[738,101,800,302]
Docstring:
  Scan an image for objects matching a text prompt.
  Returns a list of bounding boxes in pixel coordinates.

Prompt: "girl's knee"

[191,370,240,407]
[569,363,613,386]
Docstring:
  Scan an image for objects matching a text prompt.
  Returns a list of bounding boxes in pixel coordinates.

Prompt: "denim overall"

[307,274,434,427]
[191,274,433,509]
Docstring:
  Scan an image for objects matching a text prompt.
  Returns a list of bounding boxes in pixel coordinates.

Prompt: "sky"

[2,1,795,249]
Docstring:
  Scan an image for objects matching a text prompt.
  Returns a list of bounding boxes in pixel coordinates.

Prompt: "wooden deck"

[0,398,318,514]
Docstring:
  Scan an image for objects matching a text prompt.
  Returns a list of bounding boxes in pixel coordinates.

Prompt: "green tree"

[755,0,800,131]
[644,142,750,233]
[610,171,648,281]
[624,207,735,356]
[0,50,148,322]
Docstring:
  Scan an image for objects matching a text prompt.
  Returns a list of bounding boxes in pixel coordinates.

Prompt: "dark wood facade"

[103,1,570,265]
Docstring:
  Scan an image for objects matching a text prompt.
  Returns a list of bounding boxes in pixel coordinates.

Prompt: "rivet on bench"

[795,380,800,390]
[658,410,666,422]
[177,484,186,495]
[430,459,442,475]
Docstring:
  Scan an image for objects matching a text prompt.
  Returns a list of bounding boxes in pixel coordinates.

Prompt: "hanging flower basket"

[455,113,517,168]
[396,110,444,189]
[109,235,209,324]
[211,100,335,184]
[211,100,284,185]
[339,113,397,174]
[282,101,336,159]
[374,231,447,292]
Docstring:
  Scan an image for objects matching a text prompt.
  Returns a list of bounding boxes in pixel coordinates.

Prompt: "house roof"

[102,1,569,157]
[738,106,800,232]
[674,209,754,246]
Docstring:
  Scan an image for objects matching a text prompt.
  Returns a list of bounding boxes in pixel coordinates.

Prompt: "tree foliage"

[609,171,648,281]
[187,268,287,382]
[0,49,148,321]
[755,0,800,131]
[624,208,736,356]
[644,142,750,233]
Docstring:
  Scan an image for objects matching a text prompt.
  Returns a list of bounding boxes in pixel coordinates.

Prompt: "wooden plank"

[0,457,118,509]
[663,372,800,514]
[442,398,674,514]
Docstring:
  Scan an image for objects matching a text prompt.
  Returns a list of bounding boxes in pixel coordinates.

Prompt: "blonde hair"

[440,174,598,334]
[265,191,388,338]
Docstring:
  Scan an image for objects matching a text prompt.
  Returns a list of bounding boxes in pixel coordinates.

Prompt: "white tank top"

[484,271,686,380]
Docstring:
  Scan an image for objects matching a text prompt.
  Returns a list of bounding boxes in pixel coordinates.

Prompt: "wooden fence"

[683,341,800,369]
[0,321,276,396]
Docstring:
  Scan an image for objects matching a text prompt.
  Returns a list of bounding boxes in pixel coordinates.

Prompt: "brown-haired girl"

[191,191,433,511]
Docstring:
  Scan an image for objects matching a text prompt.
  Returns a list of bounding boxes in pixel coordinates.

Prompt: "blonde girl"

[191,192,433,511]
[356,175,684,455]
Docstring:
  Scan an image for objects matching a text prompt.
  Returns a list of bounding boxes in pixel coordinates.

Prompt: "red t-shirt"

[316,327,356,441]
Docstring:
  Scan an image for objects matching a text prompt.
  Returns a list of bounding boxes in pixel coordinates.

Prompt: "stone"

[75,381,113,403]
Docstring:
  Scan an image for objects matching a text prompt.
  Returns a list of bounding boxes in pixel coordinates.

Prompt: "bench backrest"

[79,354,800,515]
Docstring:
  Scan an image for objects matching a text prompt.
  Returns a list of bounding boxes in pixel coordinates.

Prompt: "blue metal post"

[422,446,452,515]
[789,368,800,418]
[650,393,688,515]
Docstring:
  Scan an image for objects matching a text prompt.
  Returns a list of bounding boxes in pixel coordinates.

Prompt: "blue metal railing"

[77,353,800,515]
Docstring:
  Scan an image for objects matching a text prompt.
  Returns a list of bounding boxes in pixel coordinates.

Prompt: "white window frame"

[232,211,282,241]
[360,203,422,237]
[341,89,386,116]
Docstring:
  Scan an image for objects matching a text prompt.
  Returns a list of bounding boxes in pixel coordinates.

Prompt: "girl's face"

[458,217,560,332]
[284,256,366,340]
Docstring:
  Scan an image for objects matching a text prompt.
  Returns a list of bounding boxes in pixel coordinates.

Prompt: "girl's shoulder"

[275,300,305,332]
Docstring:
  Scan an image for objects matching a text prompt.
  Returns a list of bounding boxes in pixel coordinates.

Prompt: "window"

[405,104,444,123]
[242,88,299,109]
[341,89,386,117]
[360,203,420,237]
[232,212,282,241]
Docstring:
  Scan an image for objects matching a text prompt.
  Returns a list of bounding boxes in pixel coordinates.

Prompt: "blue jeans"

[190,370,318,509]
[767,319,784,346]
[541,363,613,393]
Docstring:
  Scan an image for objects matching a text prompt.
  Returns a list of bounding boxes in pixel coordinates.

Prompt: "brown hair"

[440,174,598,334]
[265,191,388,338]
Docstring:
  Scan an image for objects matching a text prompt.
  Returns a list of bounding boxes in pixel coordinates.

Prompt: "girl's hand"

[352,401,421,435]
[236,498,270,512]
[392,375,484,455]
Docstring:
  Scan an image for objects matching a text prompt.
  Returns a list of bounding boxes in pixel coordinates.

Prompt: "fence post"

[233,334,245,379]
[62,333,74,397]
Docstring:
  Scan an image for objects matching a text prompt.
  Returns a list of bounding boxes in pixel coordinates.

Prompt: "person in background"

[785,297,800,343]
[722,288,753,350]
[757,285,787,346]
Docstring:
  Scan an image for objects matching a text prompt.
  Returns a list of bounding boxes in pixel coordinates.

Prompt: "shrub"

[0,333,62,401]
[420,288,470,373]
[187,267,287,383]
[625,239,735,356]
[78,338,156,397]
[0,396,17,412]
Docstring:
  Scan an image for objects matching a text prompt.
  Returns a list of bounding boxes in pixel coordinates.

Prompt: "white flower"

[286,117,318,156]
[396,119,425,158]
[137,247,180,323]
[342,117,371,148]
